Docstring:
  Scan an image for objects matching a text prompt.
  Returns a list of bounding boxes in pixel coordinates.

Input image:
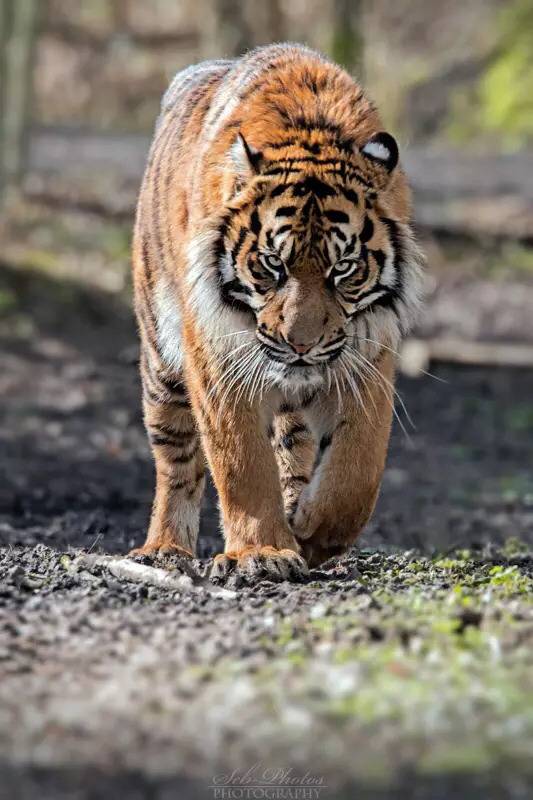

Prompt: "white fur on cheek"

[184,230,255,356]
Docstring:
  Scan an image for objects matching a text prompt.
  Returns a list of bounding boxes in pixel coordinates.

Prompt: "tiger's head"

[210,128,423,391]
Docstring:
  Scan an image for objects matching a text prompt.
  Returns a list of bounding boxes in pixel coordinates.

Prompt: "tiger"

[130,43,424,581]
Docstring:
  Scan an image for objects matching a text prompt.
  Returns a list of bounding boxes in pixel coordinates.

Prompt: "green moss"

[499,474,533,501]
[504,404,533,433]
[418,743,494,774]
[502,537,531,557]
[0,288,17,314]
[196,542,533,783]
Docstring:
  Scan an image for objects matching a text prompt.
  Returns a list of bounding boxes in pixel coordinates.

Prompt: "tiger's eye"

[334,259,354,273]
[264,254,283,270]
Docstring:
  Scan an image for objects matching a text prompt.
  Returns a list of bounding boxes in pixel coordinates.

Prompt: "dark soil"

[1,262,533,799]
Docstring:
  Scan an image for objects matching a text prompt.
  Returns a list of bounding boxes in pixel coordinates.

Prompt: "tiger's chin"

[267,362,326,395]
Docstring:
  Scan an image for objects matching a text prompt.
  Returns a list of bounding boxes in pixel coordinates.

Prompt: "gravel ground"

[1,262,533,799]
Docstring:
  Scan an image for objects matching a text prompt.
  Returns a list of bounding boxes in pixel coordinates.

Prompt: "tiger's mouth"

[258,338,346,367]
[288,357,311,367]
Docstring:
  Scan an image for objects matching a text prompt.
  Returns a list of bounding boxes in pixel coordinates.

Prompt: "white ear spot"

[362,140,390,161]
[361,132,399,173]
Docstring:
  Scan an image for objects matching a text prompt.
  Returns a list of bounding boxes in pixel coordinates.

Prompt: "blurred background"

[2,4,533,798]
[1,0,532,552]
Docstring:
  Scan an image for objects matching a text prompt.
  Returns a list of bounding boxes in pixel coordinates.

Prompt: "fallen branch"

[72,553,237,599]
[401,337,533,376]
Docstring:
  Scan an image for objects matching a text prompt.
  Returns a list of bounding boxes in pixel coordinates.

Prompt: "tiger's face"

[216,130,419,388]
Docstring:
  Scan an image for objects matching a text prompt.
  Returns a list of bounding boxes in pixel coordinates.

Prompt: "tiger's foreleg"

[294,351,395,567]
[185,357,308,582]
[130,347,206,558]
[271,409,317,527]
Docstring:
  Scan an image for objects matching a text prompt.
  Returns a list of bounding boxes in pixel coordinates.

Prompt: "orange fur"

[130,45,424,577]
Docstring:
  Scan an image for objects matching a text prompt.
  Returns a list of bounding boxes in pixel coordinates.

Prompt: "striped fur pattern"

[130,44,424,575]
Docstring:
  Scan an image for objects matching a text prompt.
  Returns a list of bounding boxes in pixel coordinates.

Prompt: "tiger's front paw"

[129,529,194,560]
[297,537,347,569]
[293,505,351,567]
[210,545,309,584]
[129,542,193,559]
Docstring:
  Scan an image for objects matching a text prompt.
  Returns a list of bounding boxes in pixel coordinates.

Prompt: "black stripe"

[300,195,316,225]
[275,206,297,218]
[281,475,309,488]
[263,166,302,177]
[220,279,254,314]
[231,227,248,262]
[269,155,347,168]
[360,216,374,243]
[270,184,290,198]
[263,138,298,150]
[291,177,336,199]
[279,402,294,414]
[149,434,177,447]
[171,444,199,464]
[346,170,372,189]
[381,217,404,296]
[370,292,397,312]
[341,187,360,206]
[371,248,386,268]
[330,225,347,242]
[319,433,333,452]
[321,334,346,351]
[250,209,261,235]
[325,209,349,224]
[168,398,191,409]
[169,479,188,491]
[151,423,196,442]
[301,389,319,408]
[159,374,187,394]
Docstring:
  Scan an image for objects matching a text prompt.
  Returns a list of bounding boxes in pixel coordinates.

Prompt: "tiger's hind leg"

[130,348,206,558]
[271,408,317,528]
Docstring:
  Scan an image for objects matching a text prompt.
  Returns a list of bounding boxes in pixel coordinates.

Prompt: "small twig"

[87,532,103,553]
[73,553,237,599]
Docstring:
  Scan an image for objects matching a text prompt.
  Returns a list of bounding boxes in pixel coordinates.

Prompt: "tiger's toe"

[210,546,308,585]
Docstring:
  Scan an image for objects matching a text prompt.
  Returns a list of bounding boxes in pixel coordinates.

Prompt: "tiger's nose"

[285,335,314,355]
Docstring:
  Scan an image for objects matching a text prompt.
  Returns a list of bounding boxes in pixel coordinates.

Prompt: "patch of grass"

[499,474,533,503]
[235,543,533,781]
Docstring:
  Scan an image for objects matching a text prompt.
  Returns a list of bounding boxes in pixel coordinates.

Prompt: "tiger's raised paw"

[210,546,309,584]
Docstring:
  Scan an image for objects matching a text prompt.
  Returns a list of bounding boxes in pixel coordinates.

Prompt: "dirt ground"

[1,261,533,799]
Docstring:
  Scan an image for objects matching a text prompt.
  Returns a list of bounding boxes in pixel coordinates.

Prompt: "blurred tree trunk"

[332,0,364,75]
[0,0,10,200]
[245,0,285,46]
[0,0,39,201]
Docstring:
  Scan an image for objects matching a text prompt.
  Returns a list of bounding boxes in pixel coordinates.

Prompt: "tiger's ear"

[360,132,399,191]
[225,133,263,201]
[230,133,263,180]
